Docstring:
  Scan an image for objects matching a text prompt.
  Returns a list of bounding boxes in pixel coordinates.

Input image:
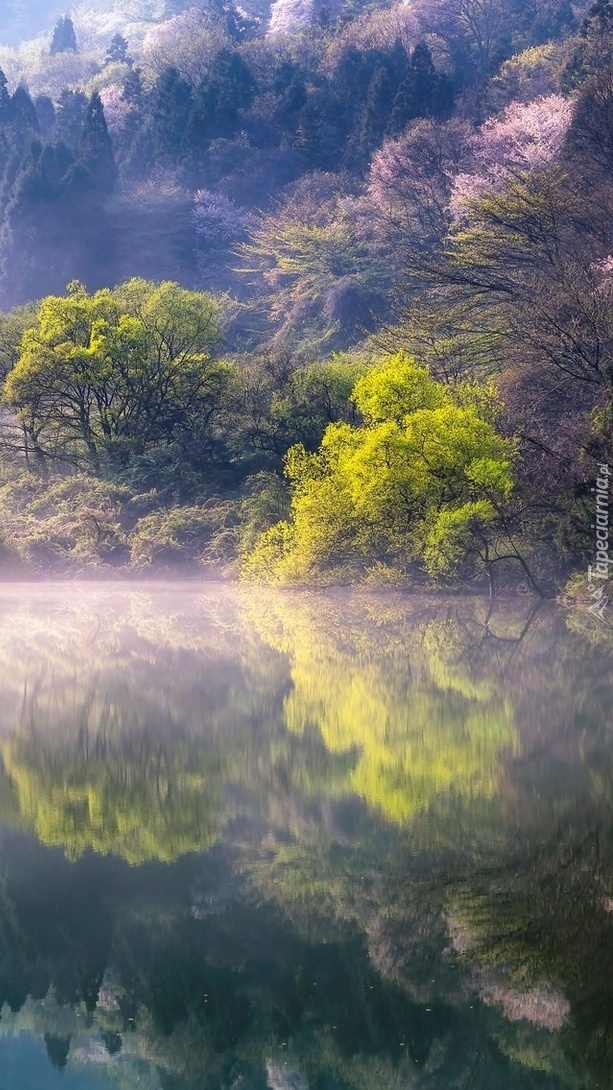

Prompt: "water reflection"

[0,584,610,1088]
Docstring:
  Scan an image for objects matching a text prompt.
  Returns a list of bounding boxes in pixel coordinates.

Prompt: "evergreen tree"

[55,90,88,150]
[294,86,343,170]
[122,123,155,179]
[50,15,77,56]
[44,1035,71,1070]
[0,132,11,181]
[209,49,256,125]
[333,42,407,152]
[0,69,10,126]
[151,67,193,162]
[117,69,144,162]
[78,92,117,193]
[0,147,21,209]
[122,68,144,108]
[8,87,40,146]
[274,73,308,136]
[350,64,395,169]
[105,32,131,67]
[34,95,56,141]
[183,49,255,167]
[39,142,74,189]
[331,47,378,139]
[390,45,453,135]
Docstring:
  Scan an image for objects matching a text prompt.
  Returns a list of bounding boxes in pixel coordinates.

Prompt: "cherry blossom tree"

[99,82,133,139]
[368,117,471,243]
[193,188,248,248]
[449,94,574,219]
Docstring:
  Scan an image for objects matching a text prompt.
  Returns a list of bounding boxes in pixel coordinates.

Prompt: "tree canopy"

[243,355,516,585]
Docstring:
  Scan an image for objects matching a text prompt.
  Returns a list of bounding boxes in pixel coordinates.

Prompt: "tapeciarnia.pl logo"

[587,463,611,623]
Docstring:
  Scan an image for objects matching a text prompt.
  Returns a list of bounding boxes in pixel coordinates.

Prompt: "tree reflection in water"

[0,585,608,1088]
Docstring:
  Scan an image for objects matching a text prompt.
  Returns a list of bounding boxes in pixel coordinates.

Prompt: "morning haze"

[0,0,611,1084]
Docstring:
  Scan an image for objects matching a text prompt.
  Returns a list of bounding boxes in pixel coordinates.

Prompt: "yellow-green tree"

[243,354,516,585]
[2,279,226,474]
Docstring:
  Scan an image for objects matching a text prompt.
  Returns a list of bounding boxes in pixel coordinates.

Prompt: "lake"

[0,583,610,1090]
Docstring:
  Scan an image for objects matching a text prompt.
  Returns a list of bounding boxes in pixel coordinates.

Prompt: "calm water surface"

[0,583,610,1089]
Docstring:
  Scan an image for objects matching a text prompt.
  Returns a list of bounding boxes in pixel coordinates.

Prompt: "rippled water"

[0,583,610,1089]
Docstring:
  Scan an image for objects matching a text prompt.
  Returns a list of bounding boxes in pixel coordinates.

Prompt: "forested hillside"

[0,0,610,597]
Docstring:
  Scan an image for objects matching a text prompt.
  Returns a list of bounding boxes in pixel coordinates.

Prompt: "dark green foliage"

[182,50,256,170]
[105,32,131,66]
[34,96,56,141]
[150,66,193,162]
[0,71,10,126]
[121,67,144,108]
[55,90,88,150]
[331,47,388,142]
[50,14,77,56]
[349,64,396,168]
[78,91,117,193]
[390,45,454,135]
[294,85,343,170]
[44,1035,71,1070]
[0,141,112,306]
[8,87,40,146]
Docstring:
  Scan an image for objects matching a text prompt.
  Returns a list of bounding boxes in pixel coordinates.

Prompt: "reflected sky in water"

[0,583,610,1089]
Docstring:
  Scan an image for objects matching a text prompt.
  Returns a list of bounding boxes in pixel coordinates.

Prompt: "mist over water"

[0,584,609,1088]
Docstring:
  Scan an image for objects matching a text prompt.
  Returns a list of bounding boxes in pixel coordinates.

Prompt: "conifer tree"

[118,69,144,158]
[105,33,131,67]
[44,1035,71,1070]
[8,87,40,146]
[390,45,453,135]
[55,90,88,150]
[181,52,254,171]
[350,64,395,168]
[50,15,77,56]
[151,67,193,161]
[34,95,56,141]
[121,68,143,108]
[294,87,342,171]
[0,70,10,126]
[78,92,117,193]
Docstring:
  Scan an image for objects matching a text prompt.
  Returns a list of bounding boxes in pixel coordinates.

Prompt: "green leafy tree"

[240,177,392,353]
[243,355,517,586]
[2,279,226,475]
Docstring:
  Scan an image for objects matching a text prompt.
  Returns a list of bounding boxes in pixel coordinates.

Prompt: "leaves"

[243,354,516,583]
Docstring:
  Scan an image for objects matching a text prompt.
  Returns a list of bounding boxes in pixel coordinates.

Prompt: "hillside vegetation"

[0,0,609,596]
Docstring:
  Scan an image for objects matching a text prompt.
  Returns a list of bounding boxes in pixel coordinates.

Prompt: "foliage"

[2,278,227,474]
[50,16,78,57]
[240,175,394,353]
[0,0,607,587]
[2,734,220,863]
[244,591,517,824]
[449,94,574,219]
[243,355,517,585]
